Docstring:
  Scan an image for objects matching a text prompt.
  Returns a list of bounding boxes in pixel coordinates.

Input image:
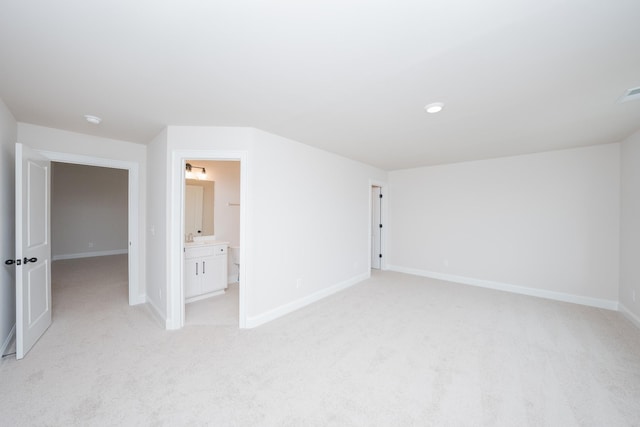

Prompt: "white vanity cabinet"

[184,242,228,303]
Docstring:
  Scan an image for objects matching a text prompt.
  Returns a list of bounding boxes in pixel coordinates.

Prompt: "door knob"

[23,257,37,264]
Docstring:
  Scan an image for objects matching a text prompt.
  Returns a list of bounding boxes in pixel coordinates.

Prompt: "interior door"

[371,186,382,269]
[15,143,52,359]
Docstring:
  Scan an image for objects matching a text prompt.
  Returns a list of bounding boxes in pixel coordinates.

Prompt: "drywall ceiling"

[1,0,639,170]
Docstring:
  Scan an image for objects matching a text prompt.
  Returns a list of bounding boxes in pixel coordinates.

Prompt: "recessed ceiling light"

[84,114,102,124]
[424,102,444,114]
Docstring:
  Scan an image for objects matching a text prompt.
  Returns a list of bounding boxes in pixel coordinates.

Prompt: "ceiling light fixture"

[84,114,102,124]
[185,163,207,180]
[424,102,444,114]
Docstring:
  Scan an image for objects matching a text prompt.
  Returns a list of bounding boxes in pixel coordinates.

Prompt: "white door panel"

[16,143,52,359]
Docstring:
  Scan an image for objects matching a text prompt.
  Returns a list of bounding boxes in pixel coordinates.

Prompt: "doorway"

[370,182,386,271]
[13,147,141,358]
[35,149,141,305]
[183,159,240,326]
[51,162,130,318]
[168,149,248,330]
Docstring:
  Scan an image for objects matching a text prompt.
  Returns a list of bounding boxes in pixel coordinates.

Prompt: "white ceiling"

[1,0,639,170]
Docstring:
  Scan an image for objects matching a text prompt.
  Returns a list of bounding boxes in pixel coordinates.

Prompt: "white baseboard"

[620,304,640,329]
[1,324,16,357]
[186,289,225,304]
[388,265,619,311]
[130,294,146,306]
[246,271,371,329]
[53,249,128,261]
[146,299,169,329]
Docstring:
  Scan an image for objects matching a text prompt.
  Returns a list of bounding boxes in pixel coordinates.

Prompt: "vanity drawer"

[185,245,216,259]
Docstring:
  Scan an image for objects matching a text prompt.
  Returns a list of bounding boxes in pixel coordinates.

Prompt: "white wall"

[17,123,147,303]
[248,129,387,319]
[146,128,169,321]
[0,98,17,354]
[165,126,387,328]
[620,130,640,326]
[52,163,128,259]
[199,160,241,247]
[388,144,621,307]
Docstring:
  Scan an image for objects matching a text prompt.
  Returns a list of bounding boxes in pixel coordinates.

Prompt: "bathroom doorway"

[168,149,248,330]
[183,160,240,326]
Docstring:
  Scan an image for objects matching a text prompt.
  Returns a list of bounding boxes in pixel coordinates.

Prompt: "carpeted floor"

[1,255,640,426]
[186,282,239,327]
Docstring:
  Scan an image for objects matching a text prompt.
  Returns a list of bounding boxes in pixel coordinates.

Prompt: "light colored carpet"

[2,255,640,426]
[186,282,239,326]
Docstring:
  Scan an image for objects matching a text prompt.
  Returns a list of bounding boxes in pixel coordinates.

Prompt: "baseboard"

[388,265,619,311]
[186,289,225,304]
[52,249,128,261]
[146,299,169,329]
[1,324,16,357]
[246,271,371,329]
[130,294,146,306]
[619,304,640,329]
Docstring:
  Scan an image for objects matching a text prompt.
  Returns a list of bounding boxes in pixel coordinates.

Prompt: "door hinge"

[379,254,382,258]
[379,224,383,228]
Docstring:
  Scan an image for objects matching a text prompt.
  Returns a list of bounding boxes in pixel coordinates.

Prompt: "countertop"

[184,240,230,248]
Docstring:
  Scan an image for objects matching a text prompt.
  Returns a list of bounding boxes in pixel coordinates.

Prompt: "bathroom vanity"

[184,239,228,303]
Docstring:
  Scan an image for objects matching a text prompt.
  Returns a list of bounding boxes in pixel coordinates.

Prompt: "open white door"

[15,143,52,359]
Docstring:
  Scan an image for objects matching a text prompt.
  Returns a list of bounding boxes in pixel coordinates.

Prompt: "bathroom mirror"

[185,179,214,239]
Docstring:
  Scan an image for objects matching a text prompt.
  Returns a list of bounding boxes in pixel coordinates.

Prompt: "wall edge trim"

[619,303,640,329]
[387,265,619,311]
[246,272,371,328]
[52,249,128,261]
[145,300,168,329]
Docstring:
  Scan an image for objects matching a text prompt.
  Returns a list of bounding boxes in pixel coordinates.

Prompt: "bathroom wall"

[200,160,241,282]
[51,163,128,259]
[199,160,241,247]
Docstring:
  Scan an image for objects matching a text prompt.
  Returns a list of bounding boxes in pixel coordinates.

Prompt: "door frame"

[168,149,248,330]
[35,150,142,305]
[368,180,388,271]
